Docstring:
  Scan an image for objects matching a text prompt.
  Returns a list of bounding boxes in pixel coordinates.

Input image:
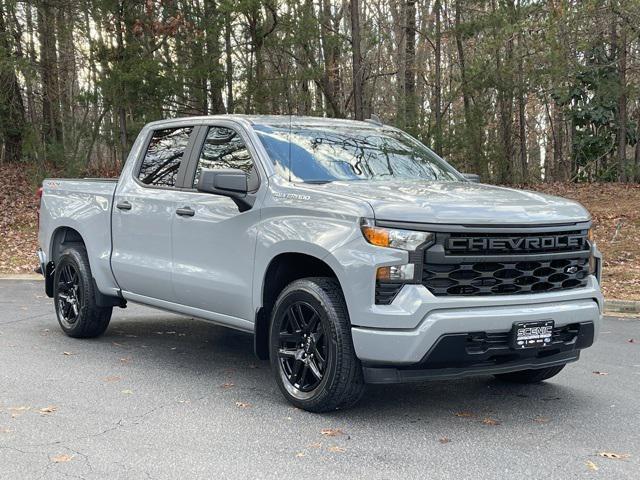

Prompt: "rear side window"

[138,127,193,187]
[192,126,259,190]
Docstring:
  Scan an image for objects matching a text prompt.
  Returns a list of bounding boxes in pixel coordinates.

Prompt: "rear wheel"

[494,365,565,384]
[269,277,365,412]
[53,246,112,338]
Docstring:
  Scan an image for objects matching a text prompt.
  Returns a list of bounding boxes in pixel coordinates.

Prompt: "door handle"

[176,207,195,217]
[116,201,132,211]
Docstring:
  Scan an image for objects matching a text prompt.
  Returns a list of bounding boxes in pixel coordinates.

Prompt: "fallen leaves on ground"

[103,375,121,383]
[586,460,599,471]
[235,401,250,408]
[320,428,345,437]
[0,427,13,433]
[628,338,637,343]
[220,382,235,389]
[308,443,322,449]
[454,411,475,418]
[295,452,306,458]
[592,371,609,376]
[598,452,630,460]
[62,351,74,356]
[534,416,551,424]
[327,446,346,453]
[482,417,501,426]
[119,356,132,364]
[438,437,451,444]
[38,406,57,415]
[51,454,73,463]
[8,406,30,417]
[121,389,133,395]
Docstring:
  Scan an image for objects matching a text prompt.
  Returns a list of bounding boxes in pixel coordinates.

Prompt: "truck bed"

[38,178,120,297]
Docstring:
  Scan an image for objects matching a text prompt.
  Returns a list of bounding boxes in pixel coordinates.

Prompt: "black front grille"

[419,227,591,297]
[423,257,589,296]
[446,230,589,255]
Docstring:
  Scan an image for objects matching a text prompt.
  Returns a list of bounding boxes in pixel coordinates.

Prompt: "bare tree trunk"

[205,0,225,114]
[350,0,364,120]
[56,3,76,154]
[37,0,63,155]
[454,0,484,176]
[114,2,127,159]
[321,0,343,117]
[404,0,417,132]
[0,0,26,163]
[517,55,528,181]
[616,24,627,182]
[433,0,442,153]
[25,3,37,126]
[635,113,640,182]
[224,10,234,113]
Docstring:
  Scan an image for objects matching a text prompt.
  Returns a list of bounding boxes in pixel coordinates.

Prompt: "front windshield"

[254,124,463,183]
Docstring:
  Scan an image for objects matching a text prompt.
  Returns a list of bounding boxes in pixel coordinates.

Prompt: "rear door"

[111,124,197,301]
[170,122,264,323]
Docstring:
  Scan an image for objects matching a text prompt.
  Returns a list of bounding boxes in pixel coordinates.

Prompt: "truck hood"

[305,180,590,225]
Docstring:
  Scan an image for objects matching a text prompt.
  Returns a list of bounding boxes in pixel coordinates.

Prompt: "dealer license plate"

[511,320,554,349]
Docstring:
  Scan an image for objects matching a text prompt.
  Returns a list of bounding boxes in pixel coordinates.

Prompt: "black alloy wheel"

[53,246,112,338]
[277,301,328,393]
[269,277,365,412]
[56,263,82,328]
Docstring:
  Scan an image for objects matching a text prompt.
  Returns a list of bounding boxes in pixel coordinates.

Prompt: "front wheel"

[53,246,112,338]
[269,277,365,413]
[494,365,566,384]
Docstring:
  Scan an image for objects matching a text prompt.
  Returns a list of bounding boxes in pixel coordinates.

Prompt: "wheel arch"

[45,227,87,297]
[47,226,123,307]
[253,252,344,360]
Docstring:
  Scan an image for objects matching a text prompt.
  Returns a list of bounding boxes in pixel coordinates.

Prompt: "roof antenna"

[366,113,383,126]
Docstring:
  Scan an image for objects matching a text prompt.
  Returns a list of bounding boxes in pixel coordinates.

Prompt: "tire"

[494,365,566,384]
[53,246,112,338]
[269,277,365,413]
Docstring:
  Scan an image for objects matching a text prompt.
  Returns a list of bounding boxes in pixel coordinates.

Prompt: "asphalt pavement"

[1,280,638,479]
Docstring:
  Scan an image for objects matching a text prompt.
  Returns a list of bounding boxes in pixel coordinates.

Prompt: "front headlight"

[360,219,434,251]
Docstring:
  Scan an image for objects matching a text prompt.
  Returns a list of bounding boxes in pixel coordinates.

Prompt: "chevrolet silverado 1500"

[37,115,603,412]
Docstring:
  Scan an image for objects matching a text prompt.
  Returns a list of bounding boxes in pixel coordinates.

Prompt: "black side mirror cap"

[197,168,255,212]
[462,173,481,183]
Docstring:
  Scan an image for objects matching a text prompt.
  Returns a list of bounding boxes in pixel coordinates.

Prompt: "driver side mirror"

[197,168,255,212]
[462,173,481,183]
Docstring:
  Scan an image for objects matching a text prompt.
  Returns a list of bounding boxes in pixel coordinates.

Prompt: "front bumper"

[362,321,593,384]
[351,296,601,368]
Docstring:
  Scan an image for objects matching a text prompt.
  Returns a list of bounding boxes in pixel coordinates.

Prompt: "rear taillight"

[36,186,43,228]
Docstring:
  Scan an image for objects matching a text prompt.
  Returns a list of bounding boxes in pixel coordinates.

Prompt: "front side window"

[138,127,193,187]
[192,126,259,190]
[254,124,463,183]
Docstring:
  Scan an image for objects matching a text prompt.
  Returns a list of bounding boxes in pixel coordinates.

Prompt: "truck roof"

[144,114,386,130]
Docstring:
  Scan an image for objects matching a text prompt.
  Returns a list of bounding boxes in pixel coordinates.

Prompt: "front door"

[111,125,196,301]
[170,124,263,322]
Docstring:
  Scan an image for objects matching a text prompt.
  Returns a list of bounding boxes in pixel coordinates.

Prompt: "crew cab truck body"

[37,115,603,412]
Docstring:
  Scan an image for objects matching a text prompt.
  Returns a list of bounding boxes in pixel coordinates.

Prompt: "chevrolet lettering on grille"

[447,234,588,253]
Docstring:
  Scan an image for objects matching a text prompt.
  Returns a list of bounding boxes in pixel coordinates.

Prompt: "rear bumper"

[351,296,601,367]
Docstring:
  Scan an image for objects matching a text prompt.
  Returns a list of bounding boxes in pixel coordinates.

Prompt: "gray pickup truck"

[37,115,603,412]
